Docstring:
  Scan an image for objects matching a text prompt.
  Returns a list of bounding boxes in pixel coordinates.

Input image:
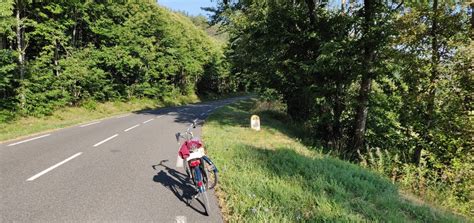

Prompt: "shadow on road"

[135,96,251,125]
[152,160,208,216]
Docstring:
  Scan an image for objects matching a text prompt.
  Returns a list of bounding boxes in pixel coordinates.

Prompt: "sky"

[157,0,217,16]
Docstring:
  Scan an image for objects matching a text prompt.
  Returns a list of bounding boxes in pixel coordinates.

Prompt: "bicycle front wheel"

[205,163,218,190]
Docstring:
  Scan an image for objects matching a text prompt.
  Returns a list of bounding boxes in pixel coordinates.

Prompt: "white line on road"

[115,114,130,118]
[207,109,212,112]
[80,121,100,127]
[176,216,187,223]
[124,124,140,132]
[26,152,82,181]
[156,115,163,118]
[94,134,119,147]
[200,113,206,116]
[7,134,51,147]
[143,118,154,124]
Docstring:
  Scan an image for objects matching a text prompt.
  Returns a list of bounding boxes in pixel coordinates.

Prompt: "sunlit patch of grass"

[0,96,199,142]
[203,99,464,222]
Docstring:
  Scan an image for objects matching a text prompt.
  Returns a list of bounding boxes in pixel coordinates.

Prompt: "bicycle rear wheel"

[201,190,210,216]
[195,165,211,215]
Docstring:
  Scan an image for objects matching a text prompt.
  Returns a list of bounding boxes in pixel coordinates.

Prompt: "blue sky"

[158,0,217,16]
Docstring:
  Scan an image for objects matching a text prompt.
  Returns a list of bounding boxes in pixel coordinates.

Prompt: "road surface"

[1,97,244,222]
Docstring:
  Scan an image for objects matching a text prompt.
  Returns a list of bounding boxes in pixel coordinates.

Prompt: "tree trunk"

[72,23,77,47]
[333,82,344,150]
[54,40,60,76]
[305,0,316,26]
[351,0,375,157]
[352,76,372,153]
[16,4,24,80]
[15,1,27,111]
[414,0,439,165]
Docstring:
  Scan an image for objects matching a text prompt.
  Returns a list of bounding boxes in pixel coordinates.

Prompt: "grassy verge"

[198,91,250,101]
[0,93,202,142]
[202,99,464,222]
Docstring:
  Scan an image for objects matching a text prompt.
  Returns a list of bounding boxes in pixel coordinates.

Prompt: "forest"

[208,0,473,216]
[0,0,473,217]
[0,0,236,121]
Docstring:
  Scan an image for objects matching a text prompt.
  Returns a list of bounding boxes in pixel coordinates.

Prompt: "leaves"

[1,1,235,116]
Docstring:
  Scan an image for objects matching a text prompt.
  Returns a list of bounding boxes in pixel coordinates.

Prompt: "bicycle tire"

[201,165,211,216]
[202,156,218,190]
[201,190,210,216]
[205,163,218,190]
[195,165,211,216]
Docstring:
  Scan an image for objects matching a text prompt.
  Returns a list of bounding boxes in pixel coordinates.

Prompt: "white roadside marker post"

[251,115,261,131]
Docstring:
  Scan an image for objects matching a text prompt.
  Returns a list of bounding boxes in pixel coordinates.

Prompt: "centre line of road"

[115,114,130,118]
[143,118,154,124]
[94,134,119,147]
[200,113,206,116]
[26,152,82,181]
[176,216,187,223]
[7,134,51,147]
[80,121,100,127]
[124,124,140,132]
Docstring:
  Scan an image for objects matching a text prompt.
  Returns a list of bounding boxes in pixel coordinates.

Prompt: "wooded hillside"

[0,0,235,121]
[209,0,473,216]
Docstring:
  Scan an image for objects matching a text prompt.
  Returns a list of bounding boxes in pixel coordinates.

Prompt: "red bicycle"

[176,120,218,215]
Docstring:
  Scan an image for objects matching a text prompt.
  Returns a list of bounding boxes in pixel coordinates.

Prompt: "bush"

[358,148,473,217]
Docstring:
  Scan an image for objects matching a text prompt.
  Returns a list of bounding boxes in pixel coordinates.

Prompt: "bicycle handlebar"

[176,119,198,143]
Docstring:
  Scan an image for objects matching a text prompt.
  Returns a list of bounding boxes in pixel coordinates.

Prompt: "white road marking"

[80,121,100,127]
[26,152,82,181]
[207,109,212,112]
[124,124,140,132]
[143,118,154,124]
[115,114,130,118]
[93,134,119,147]
[7,134,51,147]
[176,216,187,223]
[200,113,206,116]
[176,155,184,168]
[156,115,163,118]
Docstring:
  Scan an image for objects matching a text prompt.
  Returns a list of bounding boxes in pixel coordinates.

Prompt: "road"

[1,97,243,222]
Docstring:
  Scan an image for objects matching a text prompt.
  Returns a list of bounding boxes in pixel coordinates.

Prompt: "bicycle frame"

[175,120,218,215]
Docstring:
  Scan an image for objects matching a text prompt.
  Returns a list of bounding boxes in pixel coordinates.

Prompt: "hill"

[203,99,465,222]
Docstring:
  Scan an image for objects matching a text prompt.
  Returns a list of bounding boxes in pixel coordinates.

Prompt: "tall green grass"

[202,99,464,222]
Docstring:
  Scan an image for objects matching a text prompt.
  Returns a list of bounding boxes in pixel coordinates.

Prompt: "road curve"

[0,97,246,222]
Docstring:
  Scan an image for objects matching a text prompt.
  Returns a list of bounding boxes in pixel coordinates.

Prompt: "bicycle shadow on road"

[152,160,208,216]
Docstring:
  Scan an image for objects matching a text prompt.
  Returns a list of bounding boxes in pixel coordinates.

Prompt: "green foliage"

[359,148,473,216]
[1,0,234,117]
[203,99,463,222]
[0,49,17,110]
[210,0,473,216]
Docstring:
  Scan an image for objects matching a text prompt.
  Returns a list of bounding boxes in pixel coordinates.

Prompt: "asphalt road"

[1,97,244,222]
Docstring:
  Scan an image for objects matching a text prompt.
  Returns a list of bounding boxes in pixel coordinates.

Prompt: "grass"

[0,94,202,142]
[202,99,465,222]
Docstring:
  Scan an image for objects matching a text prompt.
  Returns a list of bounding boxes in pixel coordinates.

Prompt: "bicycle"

[176,119,218,215]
